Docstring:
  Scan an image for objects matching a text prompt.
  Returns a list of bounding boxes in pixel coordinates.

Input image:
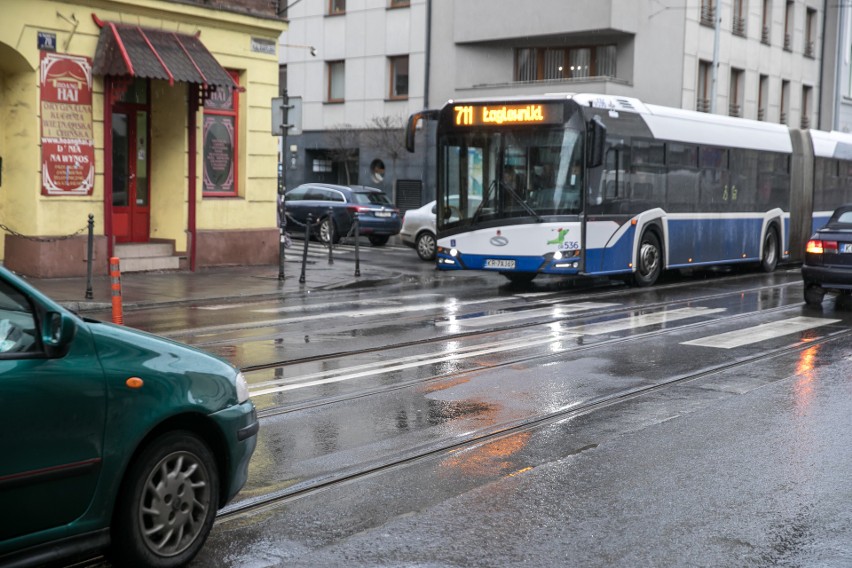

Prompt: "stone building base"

[4,234,109,278]
[195,228,277,267]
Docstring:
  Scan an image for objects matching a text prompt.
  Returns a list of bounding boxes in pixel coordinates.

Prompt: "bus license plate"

[842,243,852,253]
[485,259,516,269]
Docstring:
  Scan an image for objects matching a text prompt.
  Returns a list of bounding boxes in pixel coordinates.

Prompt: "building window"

[758,74,769,121]
[389,55,409,99]
[697,60,711,112]
[780,79,790,125]
[700,0,715,26]
[729,68,744,117]
[805,8,817,57]
[732,0,747,36]
[783,1,793,51]
[513,45,616,82]
[801,85,812,129]
[761,0,771,44]
[390,0,410,6]
[329,0,345,15]
[203,70,239,197]
[328,60,345,102]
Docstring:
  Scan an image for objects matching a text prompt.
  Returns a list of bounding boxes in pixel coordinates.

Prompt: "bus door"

[584,142,626,274]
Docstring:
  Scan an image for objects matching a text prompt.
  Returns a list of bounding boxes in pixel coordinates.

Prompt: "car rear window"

[835,211,852,224]
[353,192,393,206]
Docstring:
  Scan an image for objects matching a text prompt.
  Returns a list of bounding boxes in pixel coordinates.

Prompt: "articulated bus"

[405,93,852,287]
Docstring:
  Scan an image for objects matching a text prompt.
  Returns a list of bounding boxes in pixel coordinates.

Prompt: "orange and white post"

[109,257,123,325]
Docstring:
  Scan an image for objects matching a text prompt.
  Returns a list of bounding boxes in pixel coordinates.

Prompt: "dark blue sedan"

[284,183,401,246]
[802,204,852,305]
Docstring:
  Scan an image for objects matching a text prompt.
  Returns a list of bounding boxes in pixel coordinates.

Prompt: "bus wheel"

[760,226,779,272]
[633,231,662,287]
[502,272,537,284]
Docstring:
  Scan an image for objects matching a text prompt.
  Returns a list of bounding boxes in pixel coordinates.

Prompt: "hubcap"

[418,235,435,258]
[139,451,210,557]
[764,233,777,265]
[639,242,659,277]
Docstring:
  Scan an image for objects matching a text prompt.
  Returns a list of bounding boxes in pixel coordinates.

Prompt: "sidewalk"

[22,257,405,313]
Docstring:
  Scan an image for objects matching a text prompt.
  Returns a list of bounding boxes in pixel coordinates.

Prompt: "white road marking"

[680,316,841,349]
[251,306,724,396]
[565,307,727,335]
[436,302,619,327]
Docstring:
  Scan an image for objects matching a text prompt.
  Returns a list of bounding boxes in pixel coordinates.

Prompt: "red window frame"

[203,69,240,197]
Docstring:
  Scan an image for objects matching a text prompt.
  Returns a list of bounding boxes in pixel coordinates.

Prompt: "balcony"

[700,5,715,26]
[732,16,746,37]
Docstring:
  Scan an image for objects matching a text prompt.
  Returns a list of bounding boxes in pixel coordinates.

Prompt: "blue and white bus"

[406,93,852,286]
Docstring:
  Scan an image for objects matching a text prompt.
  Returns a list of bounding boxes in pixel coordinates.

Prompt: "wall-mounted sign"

[40,52,95,196]
[38,32,57,51]
[250,37,276,55]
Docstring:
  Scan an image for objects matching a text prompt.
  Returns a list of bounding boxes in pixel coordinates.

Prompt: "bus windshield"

[438,124,585,231]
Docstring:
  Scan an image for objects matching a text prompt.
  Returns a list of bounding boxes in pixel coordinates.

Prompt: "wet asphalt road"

[86,248,852,567]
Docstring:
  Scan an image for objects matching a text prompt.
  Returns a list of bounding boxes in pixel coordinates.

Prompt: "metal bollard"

[353,213,361,277]
[327,207,334,265]
[109,257,123,325]
[85,214,94,300]
[300,213,312,284]
[277,195,286,281]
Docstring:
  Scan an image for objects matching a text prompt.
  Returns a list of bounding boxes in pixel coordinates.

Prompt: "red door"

[111,109,150,243]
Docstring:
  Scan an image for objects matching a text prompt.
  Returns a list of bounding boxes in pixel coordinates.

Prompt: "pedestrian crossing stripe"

[680,316,840,349]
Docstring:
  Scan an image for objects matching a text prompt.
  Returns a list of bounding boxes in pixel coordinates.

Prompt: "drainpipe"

[188,84,198,271]
[710,0,721,114]
[424,0,432,108]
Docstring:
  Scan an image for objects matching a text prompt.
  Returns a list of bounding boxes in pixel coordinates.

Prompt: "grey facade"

[280,0,831,209]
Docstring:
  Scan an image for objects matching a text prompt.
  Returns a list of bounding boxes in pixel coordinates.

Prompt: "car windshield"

[353,192,393,206]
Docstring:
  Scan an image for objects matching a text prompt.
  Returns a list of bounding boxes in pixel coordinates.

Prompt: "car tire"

[804,284,826,306]
[319,217,341,244]
[502,272,537,284]
[415,231,437,261]
[633,230,662,287]
[369,235,390,246]
[110,431,219,568]
[760,226,779,273]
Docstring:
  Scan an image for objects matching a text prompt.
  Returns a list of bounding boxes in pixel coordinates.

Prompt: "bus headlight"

[450,248,458,257]
[554,251,563,260]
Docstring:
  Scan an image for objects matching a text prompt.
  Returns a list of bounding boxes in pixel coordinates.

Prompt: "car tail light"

[806,239,838,254]
[347,205,368,214]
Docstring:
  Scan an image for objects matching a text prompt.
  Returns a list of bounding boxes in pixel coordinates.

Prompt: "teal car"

[0,266,258,567]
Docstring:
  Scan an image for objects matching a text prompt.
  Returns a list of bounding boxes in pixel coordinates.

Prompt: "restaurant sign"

[40,52,95,195]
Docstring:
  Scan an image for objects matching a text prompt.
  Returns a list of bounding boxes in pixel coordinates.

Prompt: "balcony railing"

[805,41,815,58]
[780,111,788,125]
[732,16,746,37]
[696,98,711,113]
[757,107,766,121]
[761,26,770,45]
[729,103,742,118]
[783,33,792,51]
[801,115,810,129]
[700,5,715,26]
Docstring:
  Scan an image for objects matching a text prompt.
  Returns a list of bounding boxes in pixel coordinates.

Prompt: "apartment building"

[280,0,828,206]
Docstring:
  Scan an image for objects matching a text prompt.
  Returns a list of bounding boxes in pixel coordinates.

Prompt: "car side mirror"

[42,311,77,358]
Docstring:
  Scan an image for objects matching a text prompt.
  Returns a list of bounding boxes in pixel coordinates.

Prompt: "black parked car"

[802,204,852,305]
[284,183,401,246]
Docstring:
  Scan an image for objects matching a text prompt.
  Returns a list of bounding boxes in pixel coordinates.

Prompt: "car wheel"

[633,231,662,287]
[804,284,826,306]
[110,431,219,568]
[319,217,340,244]
[369,235,390,246]
[415,231,436,261]
[501,272,537,284]
[760,226,779,273]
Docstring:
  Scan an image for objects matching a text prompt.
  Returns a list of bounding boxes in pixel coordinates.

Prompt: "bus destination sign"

[453,103,563,127]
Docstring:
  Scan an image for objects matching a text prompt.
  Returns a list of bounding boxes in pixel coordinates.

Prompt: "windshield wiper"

[470,179,496,227]
[501,180,544,222]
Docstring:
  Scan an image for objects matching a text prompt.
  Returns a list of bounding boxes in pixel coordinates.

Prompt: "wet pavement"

[19,257,406,314]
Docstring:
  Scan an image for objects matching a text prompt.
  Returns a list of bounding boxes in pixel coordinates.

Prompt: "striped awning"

[92,21,238,91]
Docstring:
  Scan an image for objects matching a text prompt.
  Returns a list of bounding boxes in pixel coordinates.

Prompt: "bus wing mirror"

[406,110,439,153]
[586,115,607,169]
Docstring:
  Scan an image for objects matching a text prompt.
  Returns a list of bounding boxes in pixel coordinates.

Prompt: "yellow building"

[0,0,285,276]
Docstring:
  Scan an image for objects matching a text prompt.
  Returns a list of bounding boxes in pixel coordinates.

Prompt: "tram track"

[219,322,852,521]
[236,272,803,374]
